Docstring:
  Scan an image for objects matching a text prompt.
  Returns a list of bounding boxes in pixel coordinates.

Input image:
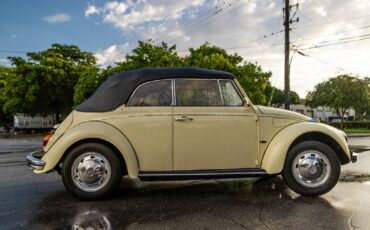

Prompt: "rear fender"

[34,121,139,178]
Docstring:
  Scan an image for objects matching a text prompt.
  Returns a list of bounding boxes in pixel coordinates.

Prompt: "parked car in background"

[27,67,358,199]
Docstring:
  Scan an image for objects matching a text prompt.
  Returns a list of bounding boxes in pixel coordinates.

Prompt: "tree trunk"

[336,108,344,129]
[54,105,61,124]
[340,108,348,130]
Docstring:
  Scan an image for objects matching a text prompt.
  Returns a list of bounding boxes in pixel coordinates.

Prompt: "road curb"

[346,133,370,137]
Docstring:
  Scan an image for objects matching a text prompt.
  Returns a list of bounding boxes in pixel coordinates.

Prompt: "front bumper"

[351,152,359,163]
[348,144,370,163]
[26,150,46,170]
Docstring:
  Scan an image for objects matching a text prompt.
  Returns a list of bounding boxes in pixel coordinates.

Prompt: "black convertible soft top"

[76,67,235,112]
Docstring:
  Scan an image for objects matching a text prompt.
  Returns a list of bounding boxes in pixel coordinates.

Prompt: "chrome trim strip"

[174,116,194,122]
[172,113,255,117]
[217,79,224,105]
[26,150,46,170]
[99,113,254,120]
[171,78,176,106]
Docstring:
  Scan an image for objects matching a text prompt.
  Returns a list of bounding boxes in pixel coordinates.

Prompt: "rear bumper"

[26,150,46,170]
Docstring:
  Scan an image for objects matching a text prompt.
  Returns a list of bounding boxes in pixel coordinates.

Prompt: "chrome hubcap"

[292,150,331,188]
[72,152,111,192]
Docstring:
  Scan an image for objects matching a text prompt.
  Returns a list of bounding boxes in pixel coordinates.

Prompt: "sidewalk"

[346,133,370,137]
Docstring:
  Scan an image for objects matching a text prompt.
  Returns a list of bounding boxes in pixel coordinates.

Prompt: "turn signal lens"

[43,133,53,147]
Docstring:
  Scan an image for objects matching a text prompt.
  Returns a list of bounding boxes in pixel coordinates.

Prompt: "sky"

[1,0,370,98]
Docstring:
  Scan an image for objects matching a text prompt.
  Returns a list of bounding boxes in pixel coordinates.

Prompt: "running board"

[138,169,266,181]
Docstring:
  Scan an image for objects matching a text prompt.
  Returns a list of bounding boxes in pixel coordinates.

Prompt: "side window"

[175,79,222,106]
[219,80,243,106]
[127,80,172,106]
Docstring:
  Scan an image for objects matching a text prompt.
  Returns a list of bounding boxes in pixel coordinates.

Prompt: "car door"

[173,79,258,171]
[107,79,173,171]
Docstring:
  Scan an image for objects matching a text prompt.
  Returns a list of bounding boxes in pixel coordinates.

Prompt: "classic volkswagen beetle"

[27,67,358,199]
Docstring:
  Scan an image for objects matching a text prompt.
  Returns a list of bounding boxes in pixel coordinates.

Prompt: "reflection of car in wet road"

[0,134,370,229]
[27,68,357,199]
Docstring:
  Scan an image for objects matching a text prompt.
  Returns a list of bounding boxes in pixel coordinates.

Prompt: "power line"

[292,14,370,30]
[155,0,230,45]
[291,24,370,44]
[298,33,370,50]
[177,42,284,53]
[230,29,285,48]
[166,0,242,45]
[290,47,361,75]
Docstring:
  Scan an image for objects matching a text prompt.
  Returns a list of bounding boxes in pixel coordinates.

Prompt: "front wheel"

[61,143,122,200]
[282,141,341,196]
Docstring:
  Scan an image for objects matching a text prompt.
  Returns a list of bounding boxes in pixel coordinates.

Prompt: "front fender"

[261,122,350,174]
[34,121,139,178]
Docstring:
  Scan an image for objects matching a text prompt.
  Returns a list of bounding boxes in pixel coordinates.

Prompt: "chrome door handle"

[175,116,193,122]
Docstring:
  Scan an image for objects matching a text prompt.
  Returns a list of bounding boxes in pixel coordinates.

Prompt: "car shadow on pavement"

[25,176,351,230]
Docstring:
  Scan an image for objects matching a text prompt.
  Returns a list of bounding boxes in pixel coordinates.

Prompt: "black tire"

[282,141,341,196]
[61,143,122,200]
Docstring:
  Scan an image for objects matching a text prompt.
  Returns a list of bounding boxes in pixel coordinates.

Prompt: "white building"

[14,114,54,130]
[289,100,355,122]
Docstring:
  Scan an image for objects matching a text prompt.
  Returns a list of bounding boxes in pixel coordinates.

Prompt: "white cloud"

[85,5,100,17]
[98,0,205,30]
[0,58,11,67]
[94,43,132,67]
[90,0,370,98]
[43,13,71,24]
[314,6,327,17]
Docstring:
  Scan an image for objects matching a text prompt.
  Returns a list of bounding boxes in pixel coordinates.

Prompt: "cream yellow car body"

[32,79,350,178]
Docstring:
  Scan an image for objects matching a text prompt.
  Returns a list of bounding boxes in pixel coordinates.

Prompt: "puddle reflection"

[28,176,350,229]
[72,210,111,230]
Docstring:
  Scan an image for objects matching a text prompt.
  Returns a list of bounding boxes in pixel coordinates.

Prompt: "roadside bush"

[329,121,370,129]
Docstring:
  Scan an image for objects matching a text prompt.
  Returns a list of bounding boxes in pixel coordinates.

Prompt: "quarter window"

[127,80,172,106]
[219,80,243,106]
[175,79,222,106]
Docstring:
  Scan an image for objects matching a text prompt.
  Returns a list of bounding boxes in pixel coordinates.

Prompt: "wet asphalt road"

[0,134,370,229]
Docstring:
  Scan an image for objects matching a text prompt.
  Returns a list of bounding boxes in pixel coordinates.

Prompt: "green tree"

[74,41,273,106]
[184,42,242,72]
[306,75,368,127]
[120,40,182,69]
[270,87,300,108]
[2,44,96,123]
[184,43,272,105]
[236,63,272,105]
[73,40,182,105]
[352,77,370,120]
[0,66,14,131]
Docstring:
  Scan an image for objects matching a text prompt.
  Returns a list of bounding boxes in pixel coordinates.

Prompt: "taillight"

[43,133,53,147]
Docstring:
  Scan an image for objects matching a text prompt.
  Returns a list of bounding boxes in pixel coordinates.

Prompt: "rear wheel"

[282,141,341,196]
[61,143,122,200]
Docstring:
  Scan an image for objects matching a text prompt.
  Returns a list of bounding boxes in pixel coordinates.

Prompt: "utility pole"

[283,0,299,110]
[284,0,290,110]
